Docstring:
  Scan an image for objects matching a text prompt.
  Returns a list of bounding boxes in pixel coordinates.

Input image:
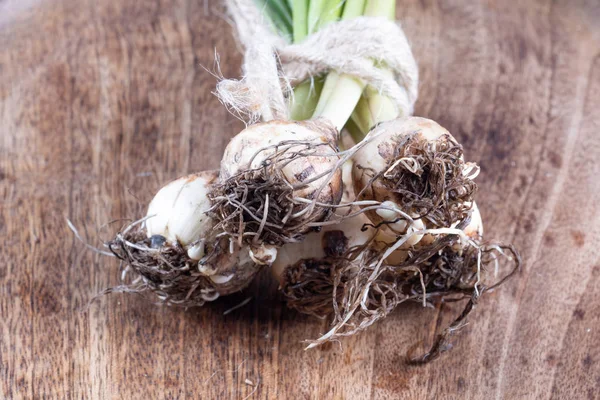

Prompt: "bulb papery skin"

[219,120,343,211]
[354,117,453,181]
[271,211,373,283]
[186,243,205,260]
[145,171,217,248]
[272,160,372,282]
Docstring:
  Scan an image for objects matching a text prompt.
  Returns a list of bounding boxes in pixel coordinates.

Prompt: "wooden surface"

[1,0,599,398]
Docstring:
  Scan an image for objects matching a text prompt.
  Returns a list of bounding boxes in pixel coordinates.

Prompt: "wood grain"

[1,0,599,398]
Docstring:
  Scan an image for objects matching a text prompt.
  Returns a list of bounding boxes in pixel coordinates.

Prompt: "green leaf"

[254,0,294,39]
[292,0,309,43]
[340,0,365,20]
[308,0,344,34]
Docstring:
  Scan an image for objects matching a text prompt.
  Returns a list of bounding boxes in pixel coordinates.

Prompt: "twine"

[216,0,419,126]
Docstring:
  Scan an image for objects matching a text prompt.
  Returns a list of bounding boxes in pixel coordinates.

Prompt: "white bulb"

[375,215,426,248]
[145,171,217,248]
[353,117,451,187]
[186,242,205,260]
[209,274,235,284]
[249,244,278,265]
[200,289,220,302]
[404,218,425,246]
[272,158,373,281]
[374,200,425,245]
[198,263,217,276]
[352,117,466,232]
[219,120,341,204]
[376,200,401,221]
[272,212,373,281]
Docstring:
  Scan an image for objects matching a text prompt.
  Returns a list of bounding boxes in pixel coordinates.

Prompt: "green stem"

[344,116,367,145]
[309,0,343,34]
[313,75,364,131]
[256,0,294,38]
[349,1,399,141]
[288,0,310,119]
[312,0,394,131]
[351,95,374,134]
[292,0,308,42]
[340,0,366,19]
[363,0,394,17]
[290,0,342,120]
[289,78,325,120]
[350,68,399,134]
[311,0,365,124]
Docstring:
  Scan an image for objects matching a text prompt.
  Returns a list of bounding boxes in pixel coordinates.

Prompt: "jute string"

[216,0,419,125]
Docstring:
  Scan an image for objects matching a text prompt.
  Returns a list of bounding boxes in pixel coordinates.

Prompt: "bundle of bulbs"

[101,0,520,363]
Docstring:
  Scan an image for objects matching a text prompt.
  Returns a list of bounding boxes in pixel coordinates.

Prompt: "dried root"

[106,225,260,307]
[281,222,521,362]
[209,139,342,247]
[404,240,520,363]
[355,129,478,230]
[278,226,371,318]
[280,258,340,319]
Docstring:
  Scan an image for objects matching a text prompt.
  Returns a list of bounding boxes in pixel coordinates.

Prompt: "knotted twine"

[215,0,419,126]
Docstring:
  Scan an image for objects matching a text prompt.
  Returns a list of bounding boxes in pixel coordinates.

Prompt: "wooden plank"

[0,0,599,398]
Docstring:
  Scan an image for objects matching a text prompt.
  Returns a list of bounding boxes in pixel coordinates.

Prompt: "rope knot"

[215,0,419,125]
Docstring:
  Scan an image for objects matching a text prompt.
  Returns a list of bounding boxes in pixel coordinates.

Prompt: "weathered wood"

[1,0,599,398]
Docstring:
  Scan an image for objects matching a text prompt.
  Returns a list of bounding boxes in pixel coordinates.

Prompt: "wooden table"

[1,0,599,398]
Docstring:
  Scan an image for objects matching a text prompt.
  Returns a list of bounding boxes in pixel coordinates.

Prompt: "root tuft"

[107,230,218,307]
[357,132,478,228]
[209,140,342,247]
[280,258,340,319]
[281,224,521,362]
[105,223,260,307]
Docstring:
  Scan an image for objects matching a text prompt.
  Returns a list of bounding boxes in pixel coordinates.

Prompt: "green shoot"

[289,77,325,120]
[349,0,399,141]
[312,0,394,131]
[255,0,294,39]
[308,0,343,34]
[292,0,309,42]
